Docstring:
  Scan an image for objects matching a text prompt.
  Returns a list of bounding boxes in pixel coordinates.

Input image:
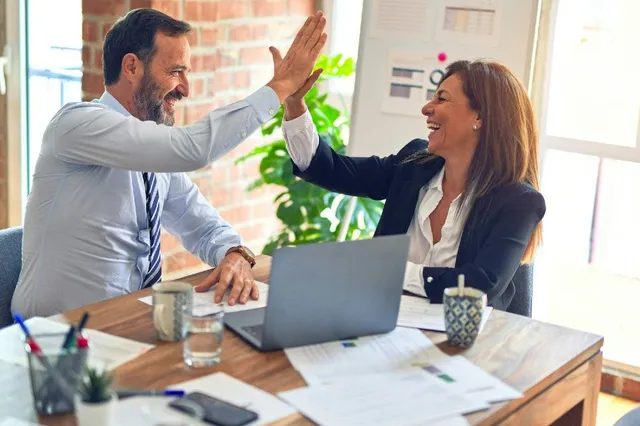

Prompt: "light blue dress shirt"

[11,86,280,318]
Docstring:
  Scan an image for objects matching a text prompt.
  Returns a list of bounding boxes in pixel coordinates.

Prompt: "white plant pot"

[75,395,116,426]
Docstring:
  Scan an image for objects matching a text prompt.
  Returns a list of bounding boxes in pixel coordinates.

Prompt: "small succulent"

[78,367,114,403]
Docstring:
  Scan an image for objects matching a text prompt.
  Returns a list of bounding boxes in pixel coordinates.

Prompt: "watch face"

[243,246,255,258]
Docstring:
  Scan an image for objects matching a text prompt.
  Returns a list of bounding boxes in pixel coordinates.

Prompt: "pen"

[77,312,90,333]
[115,389,186,399]
[61,325,76,350]
[13,314,78,402]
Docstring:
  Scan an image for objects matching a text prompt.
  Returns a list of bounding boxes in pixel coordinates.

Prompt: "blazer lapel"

[391,160,444,234]
[456,191,494,266]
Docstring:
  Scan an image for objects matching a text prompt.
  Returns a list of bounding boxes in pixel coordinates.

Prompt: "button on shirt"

[281,110,471,298]
[11,86,280,318]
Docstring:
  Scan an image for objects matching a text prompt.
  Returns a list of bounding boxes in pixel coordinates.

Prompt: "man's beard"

[134,72,178,126]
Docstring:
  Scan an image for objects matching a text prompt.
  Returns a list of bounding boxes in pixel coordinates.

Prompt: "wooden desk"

[1,255,603,425]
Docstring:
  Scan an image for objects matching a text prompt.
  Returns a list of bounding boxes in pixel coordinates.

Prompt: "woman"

[281,59,545,311]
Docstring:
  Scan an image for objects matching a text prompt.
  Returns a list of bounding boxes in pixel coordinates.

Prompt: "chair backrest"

[506,263,533,317]
[0,226,23,328]
[615,406,640,426]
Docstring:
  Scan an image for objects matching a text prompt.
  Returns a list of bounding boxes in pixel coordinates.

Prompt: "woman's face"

[421,73,481,158]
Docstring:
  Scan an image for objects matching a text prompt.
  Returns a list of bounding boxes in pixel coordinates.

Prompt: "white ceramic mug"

[151,281,193,342]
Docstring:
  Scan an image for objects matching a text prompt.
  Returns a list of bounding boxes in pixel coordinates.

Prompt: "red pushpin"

[438,52,447,62]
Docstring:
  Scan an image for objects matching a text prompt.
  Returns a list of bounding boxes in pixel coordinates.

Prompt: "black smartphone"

[168,391,259,426]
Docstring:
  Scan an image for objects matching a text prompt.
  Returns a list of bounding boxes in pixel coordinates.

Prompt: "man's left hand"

[194,253,259,305]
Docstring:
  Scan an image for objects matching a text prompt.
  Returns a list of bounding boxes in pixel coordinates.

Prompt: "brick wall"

[82,0,315,279]
[0,4,7,229]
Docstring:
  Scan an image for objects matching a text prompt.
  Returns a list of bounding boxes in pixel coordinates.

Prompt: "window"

[533,0,640,370]
[325,0,364,97]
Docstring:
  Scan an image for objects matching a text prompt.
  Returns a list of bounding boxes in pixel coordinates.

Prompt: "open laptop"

[224,234,410,351]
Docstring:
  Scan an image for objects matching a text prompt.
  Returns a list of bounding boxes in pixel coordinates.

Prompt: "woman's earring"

[473,124,478,130]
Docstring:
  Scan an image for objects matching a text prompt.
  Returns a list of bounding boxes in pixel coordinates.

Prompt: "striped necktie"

[142,172,162,288]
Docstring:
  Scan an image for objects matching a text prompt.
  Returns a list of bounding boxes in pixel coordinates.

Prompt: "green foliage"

[236,54,384,255]
[78,367,114,403]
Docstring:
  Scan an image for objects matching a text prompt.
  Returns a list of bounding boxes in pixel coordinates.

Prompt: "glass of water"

[182,307,224,368]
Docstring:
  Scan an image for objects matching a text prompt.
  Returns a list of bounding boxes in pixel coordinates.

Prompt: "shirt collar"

[427,167,445,191]
[98,91,131,117]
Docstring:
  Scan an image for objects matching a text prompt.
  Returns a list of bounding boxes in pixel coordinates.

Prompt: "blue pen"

[12,314,77,402]
[115,389,186,399]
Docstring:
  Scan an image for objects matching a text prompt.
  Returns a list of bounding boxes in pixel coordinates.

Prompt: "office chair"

[614,406,640,426]
[0,226,23,328]
[506,263,533,317]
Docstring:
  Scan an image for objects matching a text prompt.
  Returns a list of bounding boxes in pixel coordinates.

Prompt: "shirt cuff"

[403,261,427,297]
[282,109,313,133]
[214,243,239,267]
[245,86,281,123]
[282,109,318,172]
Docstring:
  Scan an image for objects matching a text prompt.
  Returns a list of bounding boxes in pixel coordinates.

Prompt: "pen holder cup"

[25,332,89,415]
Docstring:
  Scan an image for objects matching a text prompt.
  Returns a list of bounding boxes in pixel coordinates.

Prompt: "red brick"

[185,1,218,22]
[237,223,266,242]
[191,54,219,72]
[200,27,221,46]
[218,1,246,19]
[83,21,98,43]
[160,232,183,253]
[173,105,185,126]
[191,175,214,198]
[229,24,268,42]
[94,49,103,69]
[209,72,231,94]
[82,72,104,95]
[190,78,206,98]
[164,251,206,272]
[101,22,114,39]
[289,0,315,16]
[219,205,251,224]
[216,50,238,67]
[211,185,245,206]
[622,377,640,401]
[251,0,287,17]
[252,200,278,219]
[240,46,271,65]
[82,46,92,70]
[203,53,220,71]
[233,70,250,88]
[152,0,181,18]
[186,29,198,47]
[184,2,201,21]
[82,0,126,16]
[130,0,152,9]
[210,165,229,185]
[185,103,217,123]
[268,21,301,40]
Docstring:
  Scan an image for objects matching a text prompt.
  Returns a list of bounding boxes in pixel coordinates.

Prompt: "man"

[11,8,327,318]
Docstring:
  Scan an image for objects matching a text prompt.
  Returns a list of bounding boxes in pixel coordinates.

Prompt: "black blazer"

[292,138,546,311]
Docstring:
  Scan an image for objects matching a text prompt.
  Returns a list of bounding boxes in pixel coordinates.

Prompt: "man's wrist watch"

[225,245,256,268]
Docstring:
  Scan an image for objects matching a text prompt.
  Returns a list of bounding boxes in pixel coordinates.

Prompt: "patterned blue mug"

[443,286,487,348]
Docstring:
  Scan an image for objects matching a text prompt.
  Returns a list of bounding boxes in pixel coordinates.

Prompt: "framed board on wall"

[347,0,541,158]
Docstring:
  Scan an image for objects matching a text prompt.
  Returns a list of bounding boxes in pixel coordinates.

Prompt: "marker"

[13,314,77,402]
[115,389,186,399]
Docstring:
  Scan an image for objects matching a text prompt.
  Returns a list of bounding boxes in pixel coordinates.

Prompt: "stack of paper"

[138,280,269,316]
[397,295,493,332]
[0,317,154,371]
[112,372,296,426]
[282,328,522,425]
[284,327,448,385]
[279,371,486,426]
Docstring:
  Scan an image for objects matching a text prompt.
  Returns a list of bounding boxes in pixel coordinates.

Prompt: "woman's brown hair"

[411,59,542,264]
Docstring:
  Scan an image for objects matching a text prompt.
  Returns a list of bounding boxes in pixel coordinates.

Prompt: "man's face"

[134,32,191,126]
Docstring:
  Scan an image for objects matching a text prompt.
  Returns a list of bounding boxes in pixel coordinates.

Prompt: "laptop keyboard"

[242,324,264,341]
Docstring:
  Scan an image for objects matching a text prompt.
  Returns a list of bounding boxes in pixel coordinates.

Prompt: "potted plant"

[75,366,116,426]
[235,54,384,254]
